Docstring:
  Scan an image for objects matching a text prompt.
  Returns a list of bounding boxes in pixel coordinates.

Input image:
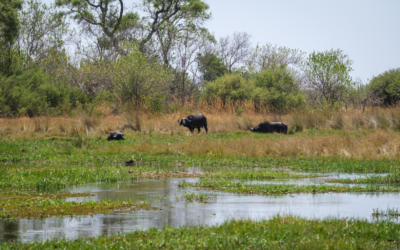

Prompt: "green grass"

[201,168,320,179]
[0,165,137,190]
[1,215,399,249]
[1,135,399,173]
[178,192,215,203]
[136,167,320,179]
[373,207,400,218]
[178,179,400,195]
[0,193,156,219]
[327,172,400,185]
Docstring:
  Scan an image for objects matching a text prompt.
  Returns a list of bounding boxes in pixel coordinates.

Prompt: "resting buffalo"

[250,121,288,134]
[108,130,125,141]
[178,113,208,133]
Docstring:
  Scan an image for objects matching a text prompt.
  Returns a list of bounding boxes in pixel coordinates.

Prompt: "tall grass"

[2,106,400,161]
[2,106,400,137]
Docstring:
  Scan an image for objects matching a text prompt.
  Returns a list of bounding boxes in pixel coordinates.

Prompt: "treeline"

[0,0,399,117]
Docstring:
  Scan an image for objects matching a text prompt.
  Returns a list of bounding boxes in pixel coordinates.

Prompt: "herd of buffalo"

[108,113,287,141]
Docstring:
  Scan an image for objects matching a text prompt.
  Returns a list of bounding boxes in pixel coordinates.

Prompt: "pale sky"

[205,0,400,83]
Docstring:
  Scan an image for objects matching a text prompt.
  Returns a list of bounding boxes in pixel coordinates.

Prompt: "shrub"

[368,68,400,106]
[251,65,305,113]
[112,48,174,110]
[203,73,253,102]
[0,67,88,117]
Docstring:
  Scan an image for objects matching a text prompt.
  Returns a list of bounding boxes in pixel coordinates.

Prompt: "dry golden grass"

[107,130,399,160]
[1,104,400,160]
[2,105,400,136]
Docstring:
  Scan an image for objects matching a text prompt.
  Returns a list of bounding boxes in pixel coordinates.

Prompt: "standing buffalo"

[250,121,288,134]
[108,130,125,141]
[178,113,208,133]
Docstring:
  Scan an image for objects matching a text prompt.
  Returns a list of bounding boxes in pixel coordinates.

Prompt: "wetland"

[1,116,400,249]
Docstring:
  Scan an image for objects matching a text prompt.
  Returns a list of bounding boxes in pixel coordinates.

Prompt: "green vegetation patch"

[201,169,319,179]
[2,135,399,173]
[373,207,400,218]
[135,168,318,180]
[1,216,399,249]
[179,180,400,195]
[0,192,156,219]
[0,165,135,189]
[179,192,215,203]
[327,172,400,185]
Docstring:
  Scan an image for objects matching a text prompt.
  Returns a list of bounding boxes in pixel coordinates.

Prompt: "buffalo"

[178,113,208,133]
[108,130,125,141]
[250,121,288,134]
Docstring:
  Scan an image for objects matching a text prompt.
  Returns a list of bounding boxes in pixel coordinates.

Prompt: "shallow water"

[1,175,399,243]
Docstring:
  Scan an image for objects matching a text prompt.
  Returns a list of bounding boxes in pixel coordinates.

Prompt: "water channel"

[1,171,399,243]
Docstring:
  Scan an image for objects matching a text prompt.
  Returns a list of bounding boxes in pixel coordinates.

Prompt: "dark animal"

[125,160,135,166]
[250,121,288,134]
[178,113,208,133]
[108,130,125,141]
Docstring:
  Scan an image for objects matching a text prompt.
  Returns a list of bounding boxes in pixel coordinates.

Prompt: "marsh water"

[1,169,399,243]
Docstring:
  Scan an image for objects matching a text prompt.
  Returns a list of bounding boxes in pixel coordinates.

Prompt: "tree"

[249,43,305,71]
[367,68,400,106]
[0,0,22,44]
[18,0,70,65]
[55,0,210,55]
[197,52,227,82]
[0,0,23,76]
[55,0,127,54]
[111,47,174,112]
[218,32,251,73]
[251,65,305,113]
[302,49,354,107]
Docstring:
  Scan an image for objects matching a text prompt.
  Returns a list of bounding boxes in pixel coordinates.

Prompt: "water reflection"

[1,176,399,243]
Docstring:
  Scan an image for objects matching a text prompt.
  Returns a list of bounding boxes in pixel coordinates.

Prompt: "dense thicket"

[0,0,398,117]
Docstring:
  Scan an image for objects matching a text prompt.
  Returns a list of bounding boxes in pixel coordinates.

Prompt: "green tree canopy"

[111,47,174,113]
[203,73,253,102]
[55,0,210,54]
[197,52,227,82]
[251,65,305,113]
[367,68,400,106]
[302,49,354,107]
[0,67,88,117]
[0,0,23,76]
[0,0,23,44]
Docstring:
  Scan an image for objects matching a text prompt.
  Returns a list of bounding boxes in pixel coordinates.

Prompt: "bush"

[251,65,305,113]
[112,48,174,110]
[0,67,88,117]
[203,73,253,102]
[368,68,400,106]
